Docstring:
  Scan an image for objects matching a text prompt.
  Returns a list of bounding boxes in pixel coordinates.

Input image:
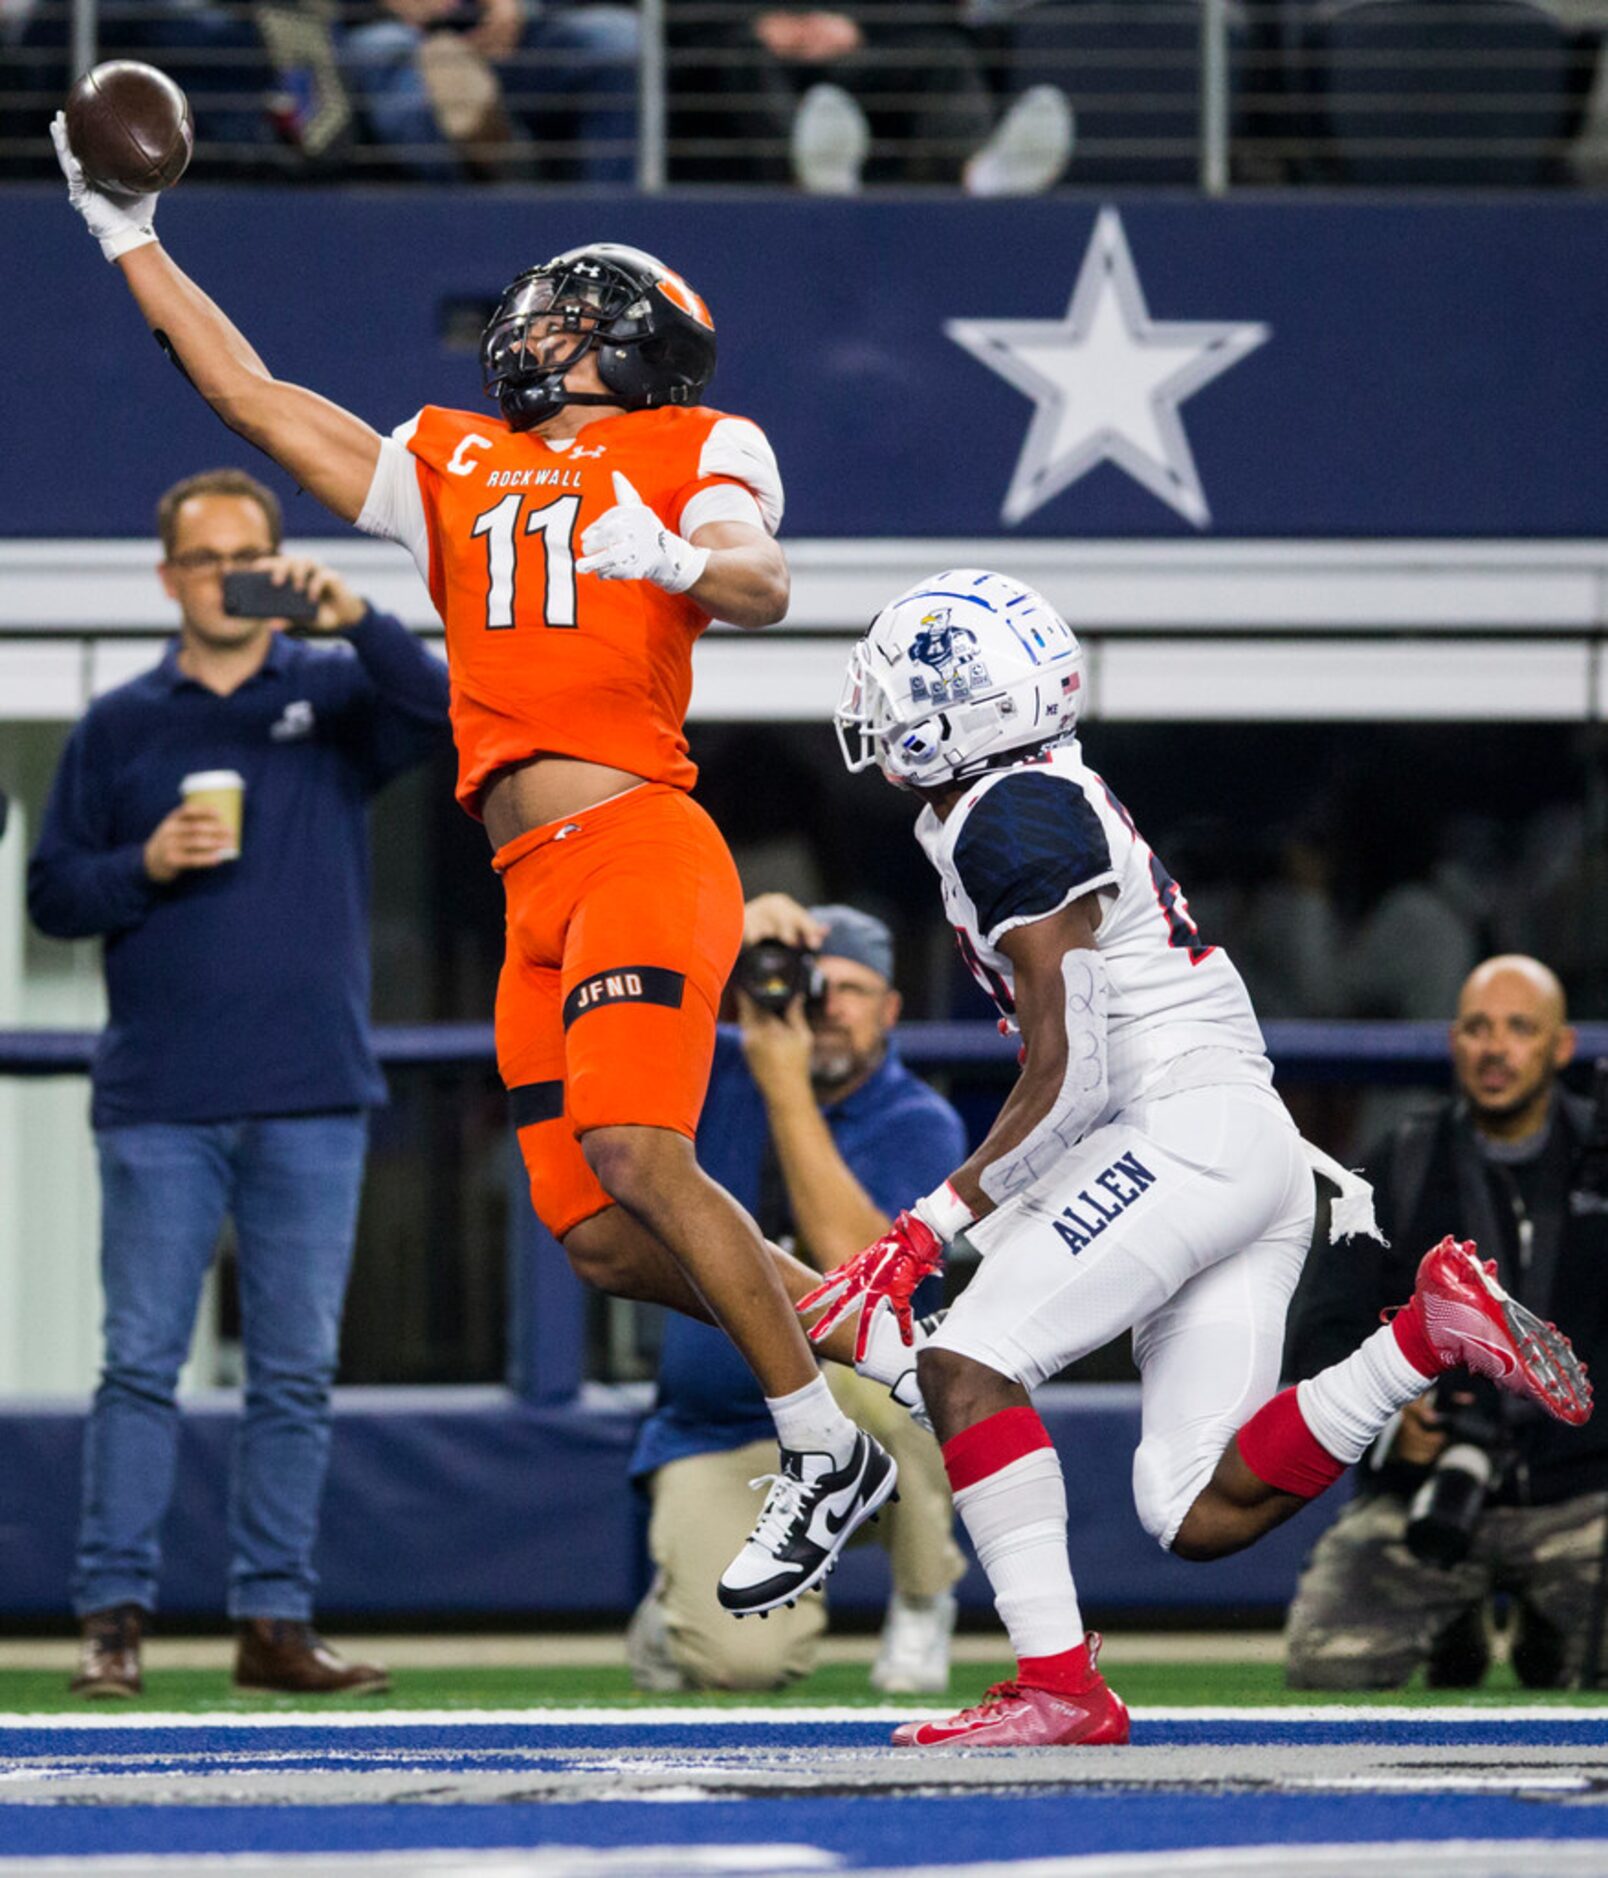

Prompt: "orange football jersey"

[379,404,781,813]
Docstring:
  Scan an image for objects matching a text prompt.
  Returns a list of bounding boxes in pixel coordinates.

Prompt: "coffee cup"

[180,769,245,859]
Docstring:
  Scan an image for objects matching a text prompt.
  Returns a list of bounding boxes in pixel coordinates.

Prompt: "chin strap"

[499,381,626,432]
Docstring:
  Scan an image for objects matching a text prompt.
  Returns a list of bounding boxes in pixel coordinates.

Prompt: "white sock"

[1298,1323,1433,1465]
[955,1449,1083,1659]
[766,1374,857,1468]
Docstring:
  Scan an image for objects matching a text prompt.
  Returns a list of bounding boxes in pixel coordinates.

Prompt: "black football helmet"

[481,243,717,433]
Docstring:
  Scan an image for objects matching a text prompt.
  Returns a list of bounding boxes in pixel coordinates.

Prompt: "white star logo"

[945,209,1271,530]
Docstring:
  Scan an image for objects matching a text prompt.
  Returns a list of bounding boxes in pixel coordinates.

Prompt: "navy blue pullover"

[28,612,451,1129]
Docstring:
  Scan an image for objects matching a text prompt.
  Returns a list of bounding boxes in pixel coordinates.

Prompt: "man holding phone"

[28,467,451,1698]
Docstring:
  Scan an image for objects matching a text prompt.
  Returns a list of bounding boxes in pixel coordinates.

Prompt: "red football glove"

[796,1211,945,1362]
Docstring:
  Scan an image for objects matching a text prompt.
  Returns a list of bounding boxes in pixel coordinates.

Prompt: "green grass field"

[5,1660,1606,1715]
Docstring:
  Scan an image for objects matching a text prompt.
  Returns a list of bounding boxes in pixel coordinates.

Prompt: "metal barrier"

[7,1016,1608,1077]
[3,0,1604,188]
[3,1016,1606,1402]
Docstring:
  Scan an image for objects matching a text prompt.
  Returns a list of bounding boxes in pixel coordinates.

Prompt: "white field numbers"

[471,493,582,630]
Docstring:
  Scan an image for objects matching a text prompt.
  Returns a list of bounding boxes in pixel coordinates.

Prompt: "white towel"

[1302,1139,1383,1245]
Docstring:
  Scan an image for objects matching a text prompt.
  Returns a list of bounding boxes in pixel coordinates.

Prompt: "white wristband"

[658,536,710,595]
[911,1181,976,1244]
[101,222,157,263]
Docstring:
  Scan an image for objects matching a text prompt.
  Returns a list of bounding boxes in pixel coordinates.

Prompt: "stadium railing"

[3,1017,1604,1615]
[5,1016,1608,1404]
[3,0,1604,189]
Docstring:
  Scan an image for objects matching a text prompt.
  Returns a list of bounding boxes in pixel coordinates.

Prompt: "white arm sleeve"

[680,483,766,538]
[979,950,1110,1205]
[354,419,431,585]
[694,417,784,534]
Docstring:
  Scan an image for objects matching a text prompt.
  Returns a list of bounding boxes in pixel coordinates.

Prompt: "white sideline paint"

[0,1704,1603,1729]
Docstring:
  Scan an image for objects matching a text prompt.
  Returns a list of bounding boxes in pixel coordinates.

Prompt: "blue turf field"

[2,1712,1607,1872]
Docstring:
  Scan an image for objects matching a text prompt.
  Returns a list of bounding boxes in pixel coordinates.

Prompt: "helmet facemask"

[482,247,716,433]
[834,641,976,790]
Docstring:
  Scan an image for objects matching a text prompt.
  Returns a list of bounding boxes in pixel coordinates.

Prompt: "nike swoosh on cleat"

[1460,1334,1518,1377]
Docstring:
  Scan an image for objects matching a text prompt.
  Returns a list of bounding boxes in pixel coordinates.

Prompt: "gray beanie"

[809,904,894,984]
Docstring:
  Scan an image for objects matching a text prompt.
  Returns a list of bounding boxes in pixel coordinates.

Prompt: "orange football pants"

[494,783,743,1238]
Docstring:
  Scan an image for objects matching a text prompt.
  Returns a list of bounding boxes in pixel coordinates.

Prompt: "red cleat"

[891,1633,1130,1748]
[1405,1235,1592,1427]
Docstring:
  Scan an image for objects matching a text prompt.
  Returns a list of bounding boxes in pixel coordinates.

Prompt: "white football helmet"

[835,569,1084,789]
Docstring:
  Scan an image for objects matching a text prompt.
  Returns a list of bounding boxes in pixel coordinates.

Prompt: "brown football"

[65,61,193,198]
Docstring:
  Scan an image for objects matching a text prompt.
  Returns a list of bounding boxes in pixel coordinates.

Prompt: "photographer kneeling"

[1285,955,1608,1689]
[627,895,968,1693]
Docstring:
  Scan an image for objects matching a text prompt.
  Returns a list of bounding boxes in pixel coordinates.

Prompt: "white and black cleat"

[717,1431,899,1618]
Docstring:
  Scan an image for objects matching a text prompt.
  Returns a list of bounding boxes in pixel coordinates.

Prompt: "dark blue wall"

[0,1390,1338,1617]
[13,188,1608,542]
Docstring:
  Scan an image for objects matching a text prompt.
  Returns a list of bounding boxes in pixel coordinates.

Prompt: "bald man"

[1284,955,1608,1689]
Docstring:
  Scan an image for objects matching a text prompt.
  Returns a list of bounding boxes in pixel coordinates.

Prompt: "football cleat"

[717,1431,898,1618]
[892,1634,1130,1748]
[1404,1235,1592,1427]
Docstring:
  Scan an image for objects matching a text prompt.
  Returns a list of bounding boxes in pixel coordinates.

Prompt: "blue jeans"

[74,1114,368,1621]
[341,5,639,182]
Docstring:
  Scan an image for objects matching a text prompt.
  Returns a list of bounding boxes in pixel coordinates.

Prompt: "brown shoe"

[70,1604,144,1698]
[233,1619,390,1695]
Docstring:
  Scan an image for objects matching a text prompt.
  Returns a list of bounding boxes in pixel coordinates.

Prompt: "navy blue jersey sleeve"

[953,771,1115,945]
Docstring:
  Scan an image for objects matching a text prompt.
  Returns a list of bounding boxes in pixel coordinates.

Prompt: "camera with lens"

[733,940,825,1019]
[1404,1378,1516,1569]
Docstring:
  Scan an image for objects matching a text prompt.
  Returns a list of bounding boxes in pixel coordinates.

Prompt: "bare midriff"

[481,755,649,851]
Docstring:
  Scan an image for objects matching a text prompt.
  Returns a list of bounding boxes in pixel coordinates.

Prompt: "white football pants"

[930,1081,1316,1549]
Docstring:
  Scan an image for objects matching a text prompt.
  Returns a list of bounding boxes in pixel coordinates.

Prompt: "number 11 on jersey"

[472,493,582,630]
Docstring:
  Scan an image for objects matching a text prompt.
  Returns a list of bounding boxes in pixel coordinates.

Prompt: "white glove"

[576,472,710,595]
[51,113,159,263]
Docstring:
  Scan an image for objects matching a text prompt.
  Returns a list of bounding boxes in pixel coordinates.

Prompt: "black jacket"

[1287,1089,1608,1507]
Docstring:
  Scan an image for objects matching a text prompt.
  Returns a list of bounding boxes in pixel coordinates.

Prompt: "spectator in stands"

[340,0,638,181]
[666,1,1015,190]
[1284,954,1608,1688]
[627,896,970,1693]
[28,469,451,1699]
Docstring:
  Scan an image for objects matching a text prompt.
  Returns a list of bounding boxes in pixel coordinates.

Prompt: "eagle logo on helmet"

[909,613,979,672]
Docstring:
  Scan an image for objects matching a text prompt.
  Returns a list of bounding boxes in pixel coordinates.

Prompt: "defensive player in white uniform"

[809,568,1592,1748]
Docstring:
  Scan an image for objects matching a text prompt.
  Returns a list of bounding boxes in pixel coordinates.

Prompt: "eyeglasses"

[168,548,273,572]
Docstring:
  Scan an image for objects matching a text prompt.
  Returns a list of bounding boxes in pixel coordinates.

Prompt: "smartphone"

[221,570,320,623]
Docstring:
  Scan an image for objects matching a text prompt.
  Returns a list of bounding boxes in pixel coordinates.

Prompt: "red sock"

[940,1405,1054,1491]
[1389,1300,1443,1379]
[1018,1638,1097,1694]
[1236,1386,1346,1498]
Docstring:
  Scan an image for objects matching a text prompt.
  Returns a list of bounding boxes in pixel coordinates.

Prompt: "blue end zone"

[3,1793,1608,1864]
[1,1714,1605,1867]
[4,1714,1608,1754]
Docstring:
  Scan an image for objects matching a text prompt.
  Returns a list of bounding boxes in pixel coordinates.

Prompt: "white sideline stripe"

[0,1704,1602,1730]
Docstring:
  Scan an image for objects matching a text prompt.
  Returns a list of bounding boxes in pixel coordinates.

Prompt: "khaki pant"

[1285,1488,1608,1689]
[644,1364,965,1691]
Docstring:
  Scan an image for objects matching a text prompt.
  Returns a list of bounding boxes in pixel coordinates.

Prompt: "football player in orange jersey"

[56,129,907,1615]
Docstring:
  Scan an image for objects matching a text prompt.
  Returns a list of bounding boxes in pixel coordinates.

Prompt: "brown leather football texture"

[65,62,194,198]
